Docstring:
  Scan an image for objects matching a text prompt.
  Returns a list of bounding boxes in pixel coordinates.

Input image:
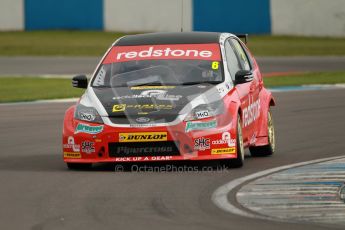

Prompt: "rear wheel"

[66,163,92,170]
[250,110,275,157]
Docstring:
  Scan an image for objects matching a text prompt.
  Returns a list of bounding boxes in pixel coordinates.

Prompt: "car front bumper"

[63,114,237,163]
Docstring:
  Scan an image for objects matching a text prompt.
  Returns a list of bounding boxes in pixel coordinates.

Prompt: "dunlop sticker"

[211,147,236,155]
[64,152,81,159]
[119,132,168,142]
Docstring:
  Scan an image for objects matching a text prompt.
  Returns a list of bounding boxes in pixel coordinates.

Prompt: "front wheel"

[67,163,92,170]
[223,115,244,168]
[250,110,275,157]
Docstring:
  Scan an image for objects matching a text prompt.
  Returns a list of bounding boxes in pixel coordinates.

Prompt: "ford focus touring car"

[62,32,276,169]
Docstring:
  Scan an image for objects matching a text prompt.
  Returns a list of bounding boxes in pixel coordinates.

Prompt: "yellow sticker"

[211,61,219,70]
[112,104,126,112]
[119,132,168,142]
[112,104,173,112]
[211,147,236,155]
[64,152,81,159]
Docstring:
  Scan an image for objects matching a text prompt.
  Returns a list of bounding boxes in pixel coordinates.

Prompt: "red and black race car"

[63,32,276,169]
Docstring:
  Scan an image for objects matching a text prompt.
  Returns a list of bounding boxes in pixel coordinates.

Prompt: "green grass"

[0,77,84,103]
[0,31,128,56]
[263,72,345,87]
[1,72,345,103]
[248,36,345,56]
[0,31,345,56]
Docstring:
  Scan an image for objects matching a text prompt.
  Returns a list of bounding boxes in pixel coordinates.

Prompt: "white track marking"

[237,157,345,225]
[0,98,78,106]
[211,155,345,220]
[269,84,345,92]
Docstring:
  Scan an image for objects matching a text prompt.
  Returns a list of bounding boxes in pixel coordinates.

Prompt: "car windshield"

[92,43,223,88]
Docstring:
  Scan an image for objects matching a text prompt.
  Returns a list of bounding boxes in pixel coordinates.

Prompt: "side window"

[224,40,241,79]
[230,39,251,71]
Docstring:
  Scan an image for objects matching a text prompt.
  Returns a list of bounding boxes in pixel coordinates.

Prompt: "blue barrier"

[25,0,103,30]
[193,0,271,34]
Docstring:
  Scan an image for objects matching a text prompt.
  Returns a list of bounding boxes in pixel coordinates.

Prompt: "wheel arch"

[255,88,276,146]
[63,105,76,136]
[228,100,242,124]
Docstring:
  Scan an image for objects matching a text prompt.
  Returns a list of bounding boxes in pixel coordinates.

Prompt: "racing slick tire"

[67,163,92,170]
[250,110,275,157]
[222,115,244,168]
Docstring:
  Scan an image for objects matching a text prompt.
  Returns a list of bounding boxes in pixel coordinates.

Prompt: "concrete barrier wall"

[0,0,24,31]
[271,0,345,37]
[104,0,192,32]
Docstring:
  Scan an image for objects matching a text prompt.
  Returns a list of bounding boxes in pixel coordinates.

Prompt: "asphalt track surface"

[1,89,345,229]
[0,56,345,75]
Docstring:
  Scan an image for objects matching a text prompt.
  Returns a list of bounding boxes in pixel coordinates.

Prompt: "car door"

[233,38,262,144]
[231,39,261,144]
[224,38,252,143]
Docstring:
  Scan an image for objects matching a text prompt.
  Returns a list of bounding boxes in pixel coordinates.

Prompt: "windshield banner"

[103,44,221,64]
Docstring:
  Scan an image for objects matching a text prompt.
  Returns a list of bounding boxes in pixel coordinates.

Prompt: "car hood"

[92,84,222,124]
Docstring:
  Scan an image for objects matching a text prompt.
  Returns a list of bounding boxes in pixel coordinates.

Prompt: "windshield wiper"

[181,81,223,85]
[131,82,163,87]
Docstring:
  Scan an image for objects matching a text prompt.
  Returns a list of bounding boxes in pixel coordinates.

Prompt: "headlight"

[184,100,224,121]
[74,104,103,124]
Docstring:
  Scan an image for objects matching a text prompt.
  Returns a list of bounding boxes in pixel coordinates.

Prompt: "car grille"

[109,114,177,124]
[108,141,180,157]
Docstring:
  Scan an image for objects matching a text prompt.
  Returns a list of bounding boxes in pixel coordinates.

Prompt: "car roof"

[115,32,221,46]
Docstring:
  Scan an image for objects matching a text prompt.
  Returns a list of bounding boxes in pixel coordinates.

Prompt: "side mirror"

[234,70,253,84]
[72,75,88,89]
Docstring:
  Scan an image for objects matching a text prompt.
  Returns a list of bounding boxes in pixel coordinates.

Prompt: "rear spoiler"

[235,34,248,44]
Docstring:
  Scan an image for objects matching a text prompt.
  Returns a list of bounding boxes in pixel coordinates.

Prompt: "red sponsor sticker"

[103,43,221,64]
